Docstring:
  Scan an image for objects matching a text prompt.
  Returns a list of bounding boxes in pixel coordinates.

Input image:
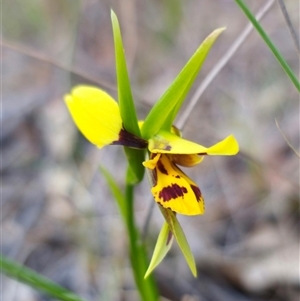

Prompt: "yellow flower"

[143,130,238,215]
[65,86,239,216]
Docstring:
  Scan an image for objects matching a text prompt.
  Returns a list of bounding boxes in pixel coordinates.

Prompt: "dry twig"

[176,0,276,130]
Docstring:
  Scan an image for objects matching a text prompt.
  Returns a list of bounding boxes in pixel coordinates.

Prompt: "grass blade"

[234,0,300,92]
[99,166,127,219]
[0,254,87,301]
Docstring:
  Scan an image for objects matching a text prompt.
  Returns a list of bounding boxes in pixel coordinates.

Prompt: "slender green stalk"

[124,184,159,301]
[0,255,87,301]
[235,0,300,92]
[101,167,158,301]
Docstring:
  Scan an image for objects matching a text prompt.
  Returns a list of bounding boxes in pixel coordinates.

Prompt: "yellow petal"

[151,155,205,215]
[149,130,208,154]
[143,153,161,170]
[171,154,204,167]
[149,130,239,156]
[205,134,239,155]
[65,86,122,148]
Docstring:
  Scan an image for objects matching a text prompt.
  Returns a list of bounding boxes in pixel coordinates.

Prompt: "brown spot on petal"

[191,185,202,202]
[159,184,188,202]
[157,160,168,175]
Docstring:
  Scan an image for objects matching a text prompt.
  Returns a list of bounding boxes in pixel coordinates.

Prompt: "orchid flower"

[64,11,239,279]
[65,86,238,216]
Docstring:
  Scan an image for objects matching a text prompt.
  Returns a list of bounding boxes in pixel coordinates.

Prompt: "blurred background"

[2,0,299,300]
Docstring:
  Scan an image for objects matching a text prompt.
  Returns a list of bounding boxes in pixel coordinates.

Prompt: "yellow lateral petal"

[143,153,161,170]
[171,154,204,167]
[149,131,239,156]
[149,130,208,154]
[151,155,205,215]
[65,86,122,148]
[205,134,239,155]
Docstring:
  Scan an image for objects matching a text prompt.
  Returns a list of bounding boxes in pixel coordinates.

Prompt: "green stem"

[125,184,159,301]
[0,255,87,301]
[100,166,158,299]
[235,0,300,92]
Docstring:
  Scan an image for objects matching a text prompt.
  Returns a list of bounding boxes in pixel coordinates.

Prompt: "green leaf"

[144,222,174,278]
[159,207,197,277]
[99,166,127,220]
[111,10,145,183]
[141,28,225,140]
[0,254,87,301]
[235,0,300,92]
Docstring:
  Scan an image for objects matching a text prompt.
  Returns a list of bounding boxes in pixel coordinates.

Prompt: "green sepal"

[159,207,197,277]
[111,11,145,182]
[144,222,174,278]
[141,28,225,140]
[111,10,140,136]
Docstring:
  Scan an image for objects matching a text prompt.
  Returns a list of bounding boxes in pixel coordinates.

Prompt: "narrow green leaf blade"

[144,222,174,278]
[159,207,197,277]
[111,10,141,136]
[141,28,225,140]
[111,11,145,183]
[99,166,127,220]
[0,254,87,301]
[235,0,300,92]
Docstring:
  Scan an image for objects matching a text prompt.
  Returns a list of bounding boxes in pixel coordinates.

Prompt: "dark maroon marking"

[175,175,180,179]
[112,127,148,149]
[151,169,157,186]
[166,231,173,245]
[159,184,188,202]
[157,202,176,213]
[190,185,202,201]
[157,160,168,175]
[151,153,158,159]
[198,152,207,155]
